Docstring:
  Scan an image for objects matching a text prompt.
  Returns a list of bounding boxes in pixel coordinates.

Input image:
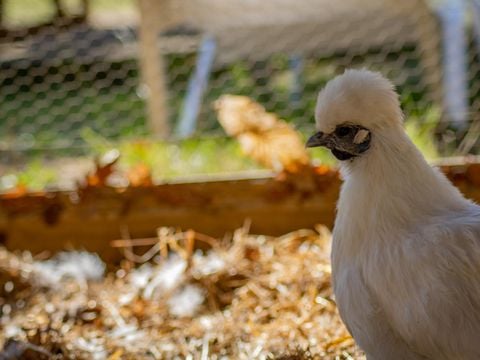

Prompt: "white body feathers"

[315,70,480,359]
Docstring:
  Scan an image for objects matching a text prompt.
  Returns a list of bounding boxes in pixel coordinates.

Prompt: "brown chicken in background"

[214,95,311,173]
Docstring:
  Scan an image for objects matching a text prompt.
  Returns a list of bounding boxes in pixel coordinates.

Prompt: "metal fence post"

[176,35,217,138]
[436,0,469,127]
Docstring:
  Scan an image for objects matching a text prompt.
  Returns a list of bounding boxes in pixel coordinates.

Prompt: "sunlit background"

[1,0,479,190]
[3,2,480,358]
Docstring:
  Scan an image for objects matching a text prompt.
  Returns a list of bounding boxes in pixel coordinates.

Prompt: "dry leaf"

[85,149,120,187]
[1,183,28,199]
[127,163,153,187]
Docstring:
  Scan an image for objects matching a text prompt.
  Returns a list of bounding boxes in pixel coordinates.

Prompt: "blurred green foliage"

[0,120,439,192]
[405,107,441,161]
[81,129,261,180]
[1,45,435,148]
[0,5,444,191]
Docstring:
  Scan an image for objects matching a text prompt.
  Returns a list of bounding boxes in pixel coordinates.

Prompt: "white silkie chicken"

[306,69,480,360]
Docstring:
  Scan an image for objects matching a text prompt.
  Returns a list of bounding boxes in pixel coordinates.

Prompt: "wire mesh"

[1,0,480,184]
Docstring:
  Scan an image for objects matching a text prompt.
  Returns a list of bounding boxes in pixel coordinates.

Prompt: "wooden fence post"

[0,0,4,26]
[138,0,170,138]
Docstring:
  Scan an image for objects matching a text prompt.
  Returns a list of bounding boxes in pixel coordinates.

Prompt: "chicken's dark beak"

[306,131,329,148]
[306,125,371,160]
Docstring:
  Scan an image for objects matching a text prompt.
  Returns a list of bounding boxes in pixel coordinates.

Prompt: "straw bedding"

[0,224,363,359]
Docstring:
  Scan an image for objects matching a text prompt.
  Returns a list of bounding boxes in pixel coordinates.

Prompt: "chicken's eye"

[335,126,351,138]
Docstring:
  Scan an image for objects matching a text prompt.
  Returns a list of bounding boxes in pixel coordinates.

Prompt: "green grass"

[0,135,262,192]
[4,0,136,27]
[0,112,441,193]
[81,129,262,180]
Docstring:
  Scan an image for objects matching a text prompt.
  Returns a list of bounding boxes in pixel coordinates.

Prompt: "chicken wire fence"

[1,0,480,165]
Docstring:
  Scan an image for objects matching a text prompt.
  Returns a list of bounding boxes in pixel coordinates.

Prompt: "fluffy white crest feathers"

[315,69,403,134]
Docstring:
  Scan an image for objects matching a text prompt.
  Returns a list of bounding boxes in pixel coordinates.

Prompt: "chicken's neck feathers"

[334,126,470,259]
